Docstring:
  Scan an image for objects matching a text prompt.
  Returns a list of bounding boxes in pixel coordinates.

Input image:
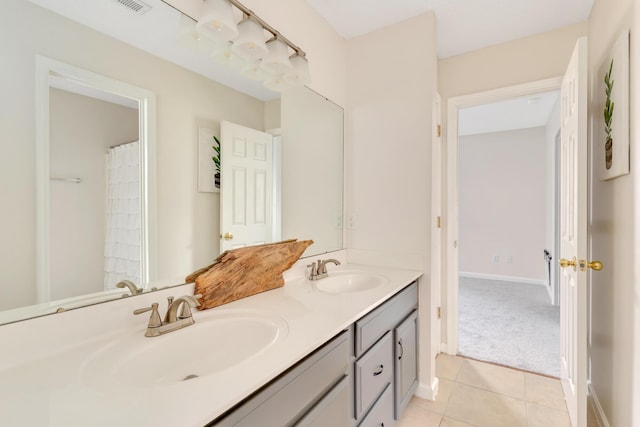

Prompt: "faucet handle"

[133,302,162,328]
[306,262,318,278]
[164,296,175,323]
[179,303,193,320]
[179,294,203,319]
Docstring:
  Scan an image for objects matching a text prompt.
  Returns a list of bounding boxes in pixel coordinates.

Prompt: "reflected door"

[220,121,274,252]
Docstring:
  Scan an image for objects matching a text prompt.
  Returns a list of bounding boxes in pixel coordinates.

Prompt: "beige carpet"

[458,276,560,377]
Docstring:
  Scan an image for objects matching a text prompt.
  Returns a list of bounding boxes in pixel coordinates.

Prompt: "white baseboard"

[588,383,610,427]
[440,343,449,354]
[415,377,439,401]
[459,271,546,286]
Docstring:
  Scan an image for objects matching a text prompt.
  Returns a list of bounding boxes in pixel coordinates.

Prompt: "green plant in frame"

[604,59,614,170]
[212,135,221,174]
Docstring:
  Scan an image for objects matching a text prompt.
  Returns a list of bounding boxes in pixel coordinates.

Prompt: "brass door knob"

[222,232,234,241]
[580,260,604,271]
[559,257,577,271]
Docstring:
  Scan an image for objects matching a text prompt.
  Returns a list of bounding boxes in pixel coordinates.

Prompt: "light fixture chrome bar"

[226,0,306,57]
[50,177,82,183]
[161,0,306,58]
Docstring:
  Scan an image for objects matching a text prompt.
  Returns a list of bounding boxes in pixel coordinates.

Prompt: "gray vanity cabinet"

[394,310,418,417]
[357,383,394,427]
[352,282,418,426]
[295,376,349,426]
[210,281,418,427]
[211,330,350,427]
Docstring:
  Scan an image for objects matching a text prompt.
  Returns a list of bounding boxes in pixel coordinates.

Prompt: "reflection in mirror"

[0,0,343,325]
[282,87,344,256]
[34,57,156,313]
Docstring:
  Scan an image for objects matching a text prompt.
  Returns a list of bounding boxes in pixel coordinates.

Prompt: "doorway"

[445,77,563,377]
[35,56,157,303]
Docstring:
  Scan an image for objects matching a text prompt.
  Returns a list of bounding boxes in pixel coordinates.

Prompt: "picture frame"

[598,30,630,181]
[197,126,220,193]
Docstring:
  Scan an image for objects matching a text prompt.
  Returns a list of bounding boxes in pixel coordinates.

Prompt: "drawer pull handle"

[373,365,384,376]
[398,339,404,360]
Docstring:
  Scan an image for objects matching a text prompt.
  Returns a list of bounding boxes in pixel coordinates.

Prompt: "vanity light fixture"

[170,0,309,92]
[196,0,238,42]
[241,60,269,81]
[264,74,294,92]
[284,53,311,86]
[178,13,217,54]
[212,41,245,68]
[261,38,293,74]
[232,17,269,60]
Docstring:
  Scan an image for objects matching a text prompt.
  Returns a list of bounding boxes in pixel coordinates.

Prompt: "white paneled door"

[559,37,589,427]
[220,121,274,252]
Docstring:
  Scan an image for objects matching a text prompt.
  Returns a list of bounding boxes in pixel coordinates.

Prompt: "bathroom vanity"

[212,281,418,426]
[0,260,421,426]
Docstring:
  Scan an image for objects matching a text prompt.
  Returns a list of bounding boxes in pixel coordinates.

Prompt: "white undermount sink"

[81,310,288,388]
[313,271,389,294]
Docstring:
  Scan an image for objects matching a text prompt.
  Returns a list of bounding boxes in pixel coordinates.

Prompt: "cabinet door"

[295,376,349,427]
[394,310,418,419]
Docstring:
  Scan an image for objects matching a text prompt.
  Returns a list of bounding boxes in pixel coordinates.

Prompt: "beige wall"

[438,23,588,345]
[346,13,436,262]
[0,0,265,309]
[458,128,549,282]
[439,22,588,101]
[264,99,281,131]
[345,12,438,395]
[49,89,138,301]
[588,0,639,425]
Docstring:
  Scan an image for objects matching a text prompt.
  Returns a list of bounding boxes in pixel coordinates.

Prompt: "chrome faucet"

[134,294,202,337]
[307,258,341,280]
[117,280,142,296]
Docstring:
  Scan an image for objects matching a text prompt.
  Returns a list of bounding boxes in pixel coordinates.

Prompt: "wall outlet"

[506,255,513,264]
[347,213,357,230]
[492,254,499,263]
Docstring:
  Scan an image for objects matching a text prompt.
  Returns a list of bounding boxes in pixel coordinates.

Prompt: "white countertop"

[0,262,421,427]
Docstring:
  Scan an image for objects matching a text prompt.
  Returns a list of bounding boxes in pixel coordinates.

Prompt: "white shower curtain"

[104,141,141,289]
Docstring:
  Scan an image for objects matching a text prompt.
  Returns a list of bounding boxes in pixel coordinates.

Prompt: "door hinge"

[437,307,441,319]
[437,216,441,228]
[437,124,441,137]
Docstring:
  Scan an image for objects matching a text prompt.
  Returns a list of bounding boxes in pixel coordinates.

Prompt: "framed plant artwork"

[598,30,630,181]
[197,127,220,193]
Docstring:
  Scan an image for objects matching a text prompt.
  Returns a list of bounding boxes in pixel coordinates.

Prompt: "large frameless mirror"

[0,0,343,325]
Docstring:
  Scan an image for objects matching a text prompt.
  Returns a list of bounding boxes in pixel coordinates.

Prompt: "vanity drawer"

[357,383,394,427]
[213,330,350,426]
[355,282,418,357]
[354,331,393,419]
[294,376,349,427]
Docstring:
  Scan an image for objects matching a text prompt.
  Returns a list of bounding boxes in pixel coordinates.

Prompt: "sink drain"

[182,374,199,381]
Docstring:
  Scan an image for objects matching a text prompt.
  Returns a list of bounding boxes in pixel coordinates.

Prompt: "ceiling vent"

[111,0,152,15]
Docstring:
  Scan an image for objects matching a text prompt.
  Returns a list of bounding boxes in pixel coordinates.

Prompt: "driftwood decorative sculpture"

[186,239,313,310]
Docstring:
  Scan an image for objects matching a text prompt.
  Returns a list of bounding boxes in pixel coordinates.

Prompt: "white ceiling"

[458,90,560,136]
[304,0,594,58]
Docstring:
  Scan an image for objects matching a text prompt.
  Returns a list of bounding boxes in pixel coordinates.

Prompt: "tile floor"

[397,354,599,427]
